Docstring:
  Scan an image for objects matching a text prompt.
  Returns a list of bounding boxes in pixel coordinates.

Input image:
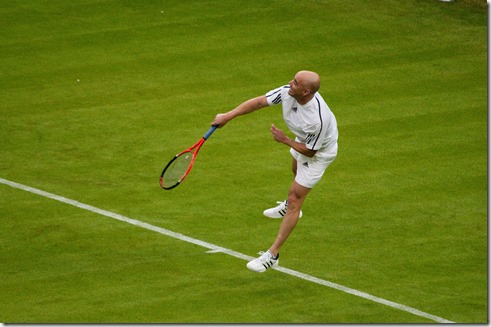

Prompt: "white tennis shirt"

[266,85,338,160]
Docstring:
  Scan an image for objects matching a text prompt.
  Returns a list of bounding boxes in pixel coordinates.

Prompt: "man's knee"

[287,182,310,211]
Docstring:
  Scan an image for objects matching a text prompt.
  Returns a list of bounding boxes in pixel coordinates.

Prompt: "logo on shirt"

[292,106,298,113]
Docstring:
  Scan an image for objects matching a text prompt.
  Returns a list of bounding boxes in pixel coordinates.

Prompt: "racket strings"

[162,152,193,188]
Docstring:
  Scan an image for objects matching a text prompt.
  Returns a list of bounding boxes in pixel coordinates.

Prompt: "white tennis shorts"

[290,148,336,189]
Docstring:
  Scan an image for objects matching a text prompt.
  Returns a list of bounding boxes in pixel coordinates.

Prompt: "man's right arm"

[212,96,269,127]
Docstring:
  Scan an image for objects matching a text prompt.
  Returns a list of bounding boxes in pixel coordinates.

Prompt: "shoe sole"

[246,261,278,273]
[263,212,303,219]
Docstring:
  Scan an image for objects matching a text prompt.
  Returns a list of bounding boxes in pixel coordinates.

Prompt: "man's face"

[288,73,305,98]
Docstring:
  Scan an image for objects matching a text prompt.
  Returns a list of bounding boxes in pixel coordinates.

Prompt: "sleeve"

[265,85,289,106]
[305,128,324,151]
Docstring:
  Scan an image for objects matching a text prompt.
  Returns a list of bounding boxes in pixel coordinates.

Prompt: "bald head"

[288,71,321,104]
[296,70,320,94]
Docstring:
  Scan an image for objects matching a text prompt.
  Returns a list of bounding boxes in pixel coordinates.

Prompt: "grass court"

[0,0,487,323]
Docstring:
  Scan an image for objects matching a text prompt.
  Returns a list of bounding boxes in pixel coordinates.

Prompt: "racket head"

[160,150,195,190]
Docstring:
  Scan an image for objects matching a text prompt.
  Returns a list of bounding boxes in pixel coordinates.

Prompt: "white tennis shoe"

[246,250,279,273]
[263,200,303,219]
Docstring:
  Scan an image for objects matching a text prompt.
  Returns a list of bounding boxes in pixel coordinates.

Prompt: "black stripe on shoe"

[279,200,288,216]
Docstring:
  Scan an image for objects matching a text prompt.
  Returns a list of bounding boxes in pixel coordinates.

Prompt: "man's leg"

[268,180,311,257]
[292,157,298,175]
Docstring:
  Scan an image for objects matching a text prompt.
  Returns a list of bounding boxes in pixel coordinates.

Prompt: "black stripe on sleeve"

[266,86,290,105]
[272,94,281,104]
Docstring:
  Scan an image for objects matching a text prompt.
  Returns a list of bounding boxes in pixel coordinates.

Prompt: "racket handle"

[204,125,218,140]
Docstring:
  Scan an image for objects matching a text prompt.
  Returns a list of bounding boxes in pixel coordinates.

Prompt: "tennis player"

[212,70,338,272]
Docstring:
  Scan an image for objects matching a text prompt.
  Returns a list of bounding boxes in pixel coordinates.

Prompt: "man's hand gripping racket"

[160,125,218,190]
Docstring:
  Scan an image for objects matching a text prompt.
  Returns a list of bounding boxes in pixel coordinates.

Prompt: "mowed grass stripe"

[0,177,455,323]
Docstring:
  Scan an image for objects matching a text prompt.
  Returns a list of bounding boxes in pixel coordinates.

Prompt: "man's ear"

[302,88,311,97]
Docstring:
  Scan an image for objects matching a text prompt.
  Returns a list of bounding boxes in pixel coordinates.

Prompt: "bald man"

[212,71,338,273]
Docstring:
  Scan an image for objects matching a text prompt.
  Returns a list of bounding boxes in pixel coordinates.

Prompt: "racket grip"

[204,125,218,140]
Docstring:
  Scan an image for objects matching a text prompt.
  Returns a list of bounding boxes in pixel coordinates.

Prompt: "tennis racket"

[159,125,218,190]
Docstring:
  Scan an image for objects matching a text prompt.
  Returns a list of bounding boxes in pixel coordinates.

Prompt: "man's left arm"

[270,124,317,158]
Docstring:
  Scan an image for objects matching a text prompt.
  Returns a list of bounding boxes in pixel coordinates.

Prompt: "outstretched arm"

[212,96,269,127]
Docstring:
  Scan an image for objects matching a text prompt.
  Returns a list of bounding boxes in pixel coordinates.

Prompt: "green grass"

[0,0,487,323]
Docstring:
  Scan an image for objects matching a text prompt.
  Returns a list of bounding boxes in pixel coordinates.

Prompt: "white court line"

[0,177,455,323]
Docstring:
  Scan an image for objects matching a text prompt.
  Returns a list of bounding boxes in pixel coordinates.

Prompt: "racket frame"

[159,125,217,190]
